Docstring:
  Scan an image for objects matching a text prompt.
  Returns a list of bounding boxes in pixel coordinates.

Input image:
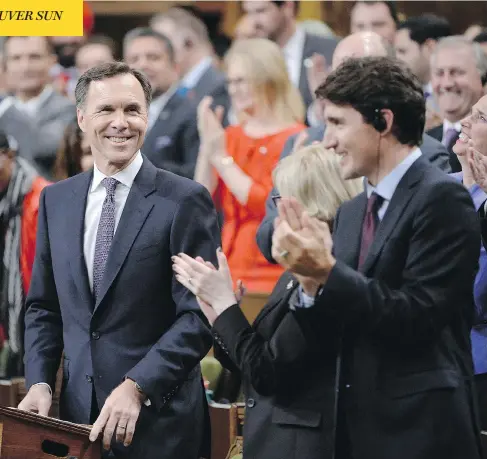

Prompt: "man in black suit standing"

[272,57,481,459]
[256,31,451,263]
[428,36,487,172]
[19,62,220,459]
[124,28,200,179]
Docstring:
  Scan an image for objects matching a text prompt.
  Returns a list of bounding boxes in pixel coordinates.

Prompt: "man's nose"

[110,110,129,130]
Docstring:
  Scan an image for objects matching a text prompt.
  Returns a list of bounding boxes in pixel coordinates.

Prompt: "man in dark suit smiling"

[272,57,482,459]
[19,62,220,459]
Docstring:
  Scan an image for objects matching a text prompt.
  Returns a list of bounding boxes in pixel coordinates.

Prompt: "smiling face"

[454,95,487,157]
[431,45,484,123]
[76,73,148,175]
[323,102,381,181]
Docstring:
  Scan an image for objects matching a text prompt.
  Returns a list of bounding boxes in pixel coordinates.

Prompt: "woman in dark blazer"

[173,145,362,459]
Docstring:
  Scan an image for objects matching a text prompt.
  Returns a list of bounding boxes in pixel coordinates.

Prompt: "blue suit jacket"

[452,172,487,375]
[24,157,221,459]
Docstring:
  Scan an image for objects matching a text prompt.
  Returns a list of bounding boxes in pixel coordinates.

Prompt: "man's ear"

[77,107,86,133]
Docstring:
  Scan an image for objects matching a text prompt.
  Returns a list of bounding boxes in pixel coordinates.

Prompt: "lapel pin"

[286,280,293,290]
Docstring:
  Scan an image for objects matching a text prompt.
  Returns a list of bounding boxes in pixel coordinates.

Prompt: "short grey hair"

[75,61,152,109]
[122,27,175,63]
[431,35,487,78]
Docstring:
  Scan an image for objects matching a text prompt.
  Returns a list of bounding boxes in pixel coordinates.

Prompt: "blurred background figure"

[150,7,231,125]
[0,131,49,378]
[54,120,93,180]
[49,1,95,98]
[124,27,200,178]
[75,34,117,77]
[242,0,337,116]
[234,14,258,40]
[350,0,398,43]
[395,14,451,103]
[3,36,75,179]
[428,36,487,172]
[195,38,305,293]
[465,24,486,41]
[395,14,451,129]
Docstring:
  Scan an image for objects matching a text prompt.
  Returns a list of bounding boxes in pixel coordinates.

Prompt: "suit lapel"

[93,158,157,313]
[252,273,297,328]
[66,171,93,310]
[360,159,426,274]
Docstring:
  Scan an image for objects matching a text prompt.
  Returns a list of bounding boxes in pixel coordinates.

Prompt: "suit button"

[247,398,255,408]
[86,375,93,383]
[91,331,100,340]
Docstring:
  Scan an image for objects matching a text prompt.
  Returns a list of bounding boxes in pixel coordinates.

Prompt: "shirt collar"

[443,119,462,134]
[366,147,422,200]
[181,56,213,89]
[149,84,178,117]
[282,26,306,59]
[91,151,143,193]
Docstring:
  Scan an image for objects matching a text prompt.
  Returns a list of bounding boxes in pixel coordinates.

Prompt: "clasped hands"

[271,197,335,295]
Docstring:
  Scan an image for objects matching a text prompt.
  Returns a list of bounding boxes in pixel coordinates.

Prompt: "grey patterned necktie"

[92,177,119,300]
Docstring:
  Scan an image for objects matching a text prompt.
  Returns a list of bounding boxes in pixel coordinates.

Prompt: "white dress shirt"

[366,147,422,221]
[282,26,306,88]
[84,152,143,291]
[14,85,53,118]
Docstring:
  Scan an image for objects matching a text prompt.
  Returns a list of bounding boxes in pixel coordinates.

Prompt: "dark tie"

[92,177,119,300]
[358,192,384,269]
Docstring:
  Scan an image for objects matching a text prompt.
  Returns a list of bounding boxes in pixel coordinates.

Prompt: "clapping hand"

[172,249,238,323]
[467,140,487,193]
[197,96,225,160]
[272,197,334,285]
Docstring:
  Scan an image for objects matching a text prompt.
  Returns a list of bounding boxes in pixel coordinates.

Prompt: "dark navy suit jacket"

[452,172,487,375]
[24,157,221,459]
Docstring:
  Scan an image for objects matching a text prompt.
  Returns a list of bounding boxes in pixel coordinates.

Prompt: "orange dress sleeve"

[215,124,306,293]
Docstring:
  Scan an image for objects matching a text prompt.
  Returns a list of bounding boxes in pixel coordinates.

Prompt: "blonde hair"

[273,144,363,223]
[224,38,305,124]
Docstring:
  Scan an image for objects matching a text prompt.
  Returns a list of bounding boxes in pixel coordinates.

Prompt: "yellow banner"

[0,0,83,36]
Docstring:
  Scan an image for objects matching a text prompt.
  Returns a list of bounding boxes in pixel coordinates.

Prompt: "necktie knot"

[367,192,384,214]
[102,177,118,198]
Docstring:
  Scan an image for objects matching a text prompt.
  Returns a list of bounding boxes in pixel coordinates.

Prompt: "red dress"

[213,124,305,293]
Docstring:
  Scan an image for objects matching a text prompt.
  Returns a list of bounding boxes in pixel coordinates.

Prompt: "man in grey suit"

[124,28,200,179]
[242,1,338,112]
[3,36,75,179]
[257,31,452,263]
[0,97,44,165]
[150,7,231,125]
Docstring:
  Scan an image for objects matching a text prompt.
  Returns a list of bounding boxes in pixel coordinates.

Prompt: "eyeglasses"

[271,194,281,206]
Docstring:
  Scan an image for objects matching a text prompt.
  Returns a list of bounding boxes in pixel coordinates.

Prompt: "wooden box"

[0,406,101,459]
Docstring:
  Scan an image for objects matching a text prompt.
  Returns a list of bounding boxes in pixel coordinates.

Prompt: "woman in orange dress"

[194,38,306,293]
